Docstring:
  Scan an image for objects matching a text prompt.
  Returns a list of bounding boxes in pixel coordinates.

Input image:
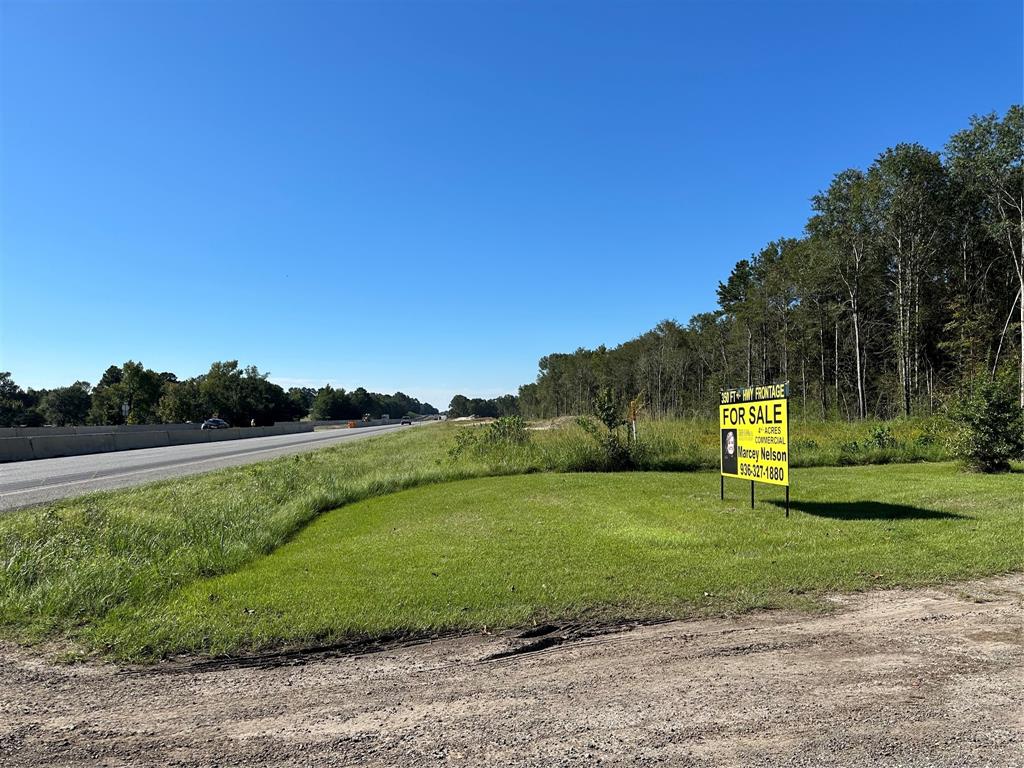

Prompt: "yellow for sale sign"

[719,383,789,487]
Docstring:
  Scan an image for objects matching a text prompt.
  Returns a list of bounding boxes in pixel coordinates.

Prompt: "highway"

[0,424,410,512]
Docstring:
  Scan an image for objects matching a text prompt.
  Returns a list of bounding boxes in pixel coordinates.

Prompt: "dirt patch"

[526,416,578,430]
[1,576,1021,767]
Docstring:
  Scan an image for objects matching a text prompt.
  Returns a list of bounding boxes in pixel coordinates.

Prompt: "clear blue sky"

[1,1,1020,408]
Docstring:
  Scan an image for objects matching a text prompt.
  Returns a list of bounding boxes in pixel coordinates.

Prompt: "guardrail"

[0,422,314,463]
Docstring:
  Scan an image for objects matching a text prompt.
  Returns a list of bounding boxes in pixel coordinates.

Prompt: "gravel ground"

[1,575,1021,767]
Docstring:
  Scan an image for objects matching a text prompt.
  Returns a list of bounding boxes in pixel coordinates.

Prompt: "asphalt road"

[0,424,410,512]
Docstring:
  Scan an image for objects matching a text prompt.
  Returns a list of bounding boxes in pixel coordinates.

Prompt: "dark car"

[400,419,413,425]
[201,418,231,430]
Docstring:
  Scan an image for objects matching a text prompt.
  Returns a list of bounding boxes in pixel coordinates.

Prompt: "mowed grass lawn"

[95,462,1024,658]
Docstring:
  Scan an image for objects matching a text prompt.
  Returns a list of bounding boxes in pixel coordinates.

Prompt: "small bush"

[481,415,530,447]
[587,390,642,470]
[448,416,532,461]
[575,415,600,436]
[599,431,634,470]
[912,416,948,447]
[447,427,481,460]
[947,375,1024,473]
[868,425,897,449]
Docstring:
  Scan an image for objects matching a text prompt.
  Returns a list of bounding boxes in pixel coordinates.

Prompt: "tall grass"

[520,415,951,473]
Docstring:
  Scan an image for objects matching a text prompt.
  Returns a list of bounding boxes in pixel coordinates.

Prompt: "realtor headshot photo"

[721,428,738,475]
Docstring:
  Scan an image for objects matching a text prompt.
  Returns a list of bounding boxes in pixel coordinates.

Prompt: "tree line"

[306,384,438,421]
[0,363,437,427]
[517,107,1023,420]
[446,393,520,418]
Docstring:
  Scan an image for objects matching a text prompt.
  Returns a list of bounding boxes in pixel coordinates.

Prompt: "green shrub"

[580,390,641,470]
[915,431,935,446]
[912,416,948,447]
[840,440,861,455]
[792,438,819,452]
[447,427,481,460]
[594,388,622,432]
[447,416,532,461]
[947,375,1024,472]
[868,425,897,449]
[484,415,530,446]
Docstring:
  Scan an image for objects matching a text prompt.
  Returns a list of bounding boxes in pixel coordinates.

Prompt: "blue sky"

[1,1,1020,408]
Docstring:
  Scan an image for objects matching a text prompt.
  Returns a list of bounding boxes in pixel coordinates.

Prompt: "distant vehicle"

[400,419,413,426]
[201,418,230,430]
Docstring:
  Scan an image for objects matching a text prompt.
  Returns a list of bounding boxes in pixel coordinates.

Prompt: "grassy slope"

[0,426,470,638]
[95,463,1023,659]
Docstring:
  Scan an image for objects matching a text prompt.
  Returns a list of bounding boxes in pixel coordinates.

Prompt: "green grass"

[0,426,488,640]
[92,463,1023,659]
[0,418,1007,660]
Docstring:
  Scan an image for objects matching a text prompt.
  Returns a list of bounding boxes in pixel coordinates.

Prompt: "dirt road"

[1,576,1021,767]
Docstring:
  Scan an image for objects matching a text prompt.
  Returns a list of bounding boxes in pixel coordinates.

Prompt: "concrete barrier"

[0,423,205,438]
[0,422,312,439]
[125,423,201,432]
[0,426,77,437]
[168,429,212,446]
[0,421,315,462]
[30,433,116,460]
[112,431,171,452]
[309,418,406,429]
[207,428,242,442]
[76,424,199,435]
[0,438,35,462]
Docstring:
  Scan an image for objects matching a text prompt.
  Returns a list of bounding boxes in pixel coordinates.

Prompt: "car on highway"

[400,419,413,425]
[201,418,231,430]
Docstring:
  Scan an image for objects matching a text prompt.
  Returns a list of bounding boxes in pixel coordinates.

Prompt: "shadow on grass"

[639,459,710,472]
[770,500,970,521]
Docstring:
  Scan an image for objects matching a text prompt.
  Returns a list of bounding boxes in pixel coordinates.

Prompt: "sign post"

[719,382,790,516]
